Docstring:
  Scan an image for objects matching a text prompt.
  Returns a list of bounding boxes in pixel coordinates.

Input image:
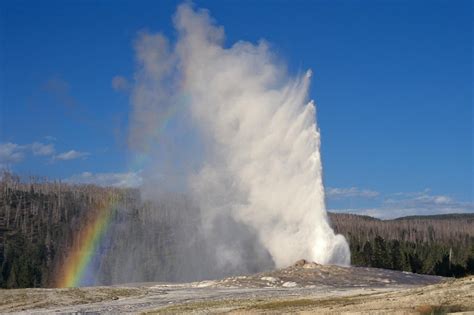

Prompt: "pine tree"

[373,236,389,268]
[389,240,403,270]
[362,241,373,267]
[408,252,423,274]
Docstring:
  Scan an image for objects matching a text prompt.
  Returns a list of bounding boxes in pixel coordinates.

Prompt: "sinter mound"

[196,259,443,289]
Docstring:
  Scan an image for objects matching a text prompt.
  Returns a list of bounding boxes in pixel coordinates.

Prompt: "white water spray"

[129,4,350,270]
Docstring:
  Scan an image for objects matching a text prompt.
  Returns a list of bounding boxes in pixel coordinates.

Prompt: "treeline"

[329,213,474,277]
[0,172,220,288]
[1,172,473,288]
[0,172,140,288]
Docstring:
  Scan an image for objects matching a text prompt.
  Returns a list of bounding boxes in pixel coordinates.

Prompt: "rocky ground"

[1,260,473,314]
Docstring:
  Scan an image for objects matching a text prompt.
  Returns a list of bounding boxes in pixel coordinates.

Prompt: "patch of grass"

[98,287,145,299]
[0,291,29,306]
[250,296,360,311]
[415,304,465,315]
[0,287,146,313]
[145,299,241,314]
[147,296,358,314]
[252,299,319,310]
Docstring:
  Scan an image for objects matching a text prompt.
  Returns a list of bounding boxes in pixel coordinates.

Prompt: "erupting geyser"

[129,3,350,272]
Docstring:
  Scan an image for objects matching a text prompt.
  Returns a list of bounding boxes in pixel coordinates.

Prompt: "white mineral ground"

[1,260,473,314]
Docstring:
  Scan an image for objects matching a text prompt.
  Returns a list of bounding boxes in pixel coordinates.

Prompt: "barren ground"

[1,260,473,314]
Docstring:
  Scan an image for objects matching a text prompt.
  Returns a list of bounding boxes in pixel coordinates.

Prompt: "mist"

[122,3,350,282]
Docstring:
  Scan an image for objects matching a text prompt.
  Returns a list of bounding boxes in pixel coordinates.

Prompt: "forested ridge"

[1,173,473,288]
[329,213,474,277]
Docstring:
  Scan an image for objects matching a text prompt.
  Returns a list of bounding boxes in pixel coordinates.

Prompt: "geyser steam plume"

[129,3,350,270]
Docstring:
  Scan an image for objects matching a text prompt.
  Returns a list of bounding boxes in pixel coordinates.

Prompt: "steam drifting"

[129,4,350,272]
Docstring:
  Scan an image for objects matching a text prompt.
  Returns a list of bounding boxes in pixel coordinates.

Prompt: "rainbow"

[55,198,116,288]
[55,94,190,288]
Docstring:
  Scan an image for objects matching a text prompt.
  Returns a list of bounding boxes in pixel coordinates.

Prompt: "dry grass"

[0,287,146,312]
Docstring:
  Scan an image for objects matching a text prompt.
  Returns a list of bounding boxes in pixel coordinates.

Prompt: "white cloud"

[111,75,129,92]
[330,190,473,219]
[66,171,142,188]
[0,142,26,167]
[55,150,90,161]
[1,141,91,167]
[326,187,379,199]
[31,142,55,156]
[1,141,58,168]
[383,191,473,217]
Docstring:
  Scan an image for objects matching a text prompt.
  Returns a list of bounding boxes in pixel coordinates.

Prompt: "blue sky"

[0,0,472,218]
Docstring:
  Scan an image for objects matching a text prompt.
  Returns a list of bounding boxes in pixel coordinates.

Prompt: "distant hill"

[393,213,474,221]
[328,211,474,222]
[327,212,381,221]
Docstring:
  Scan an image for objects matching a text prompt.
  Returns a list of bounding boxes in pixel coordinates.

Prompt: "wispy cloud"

[382,191,473,218]
[0,142,26,168]
[111,75,130,92]
[1,140,89,167]
[54,150,90,161]
[31,142,55,156]
[330,189,473,219]
[66,171,142,188]
[326,187,379,199]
